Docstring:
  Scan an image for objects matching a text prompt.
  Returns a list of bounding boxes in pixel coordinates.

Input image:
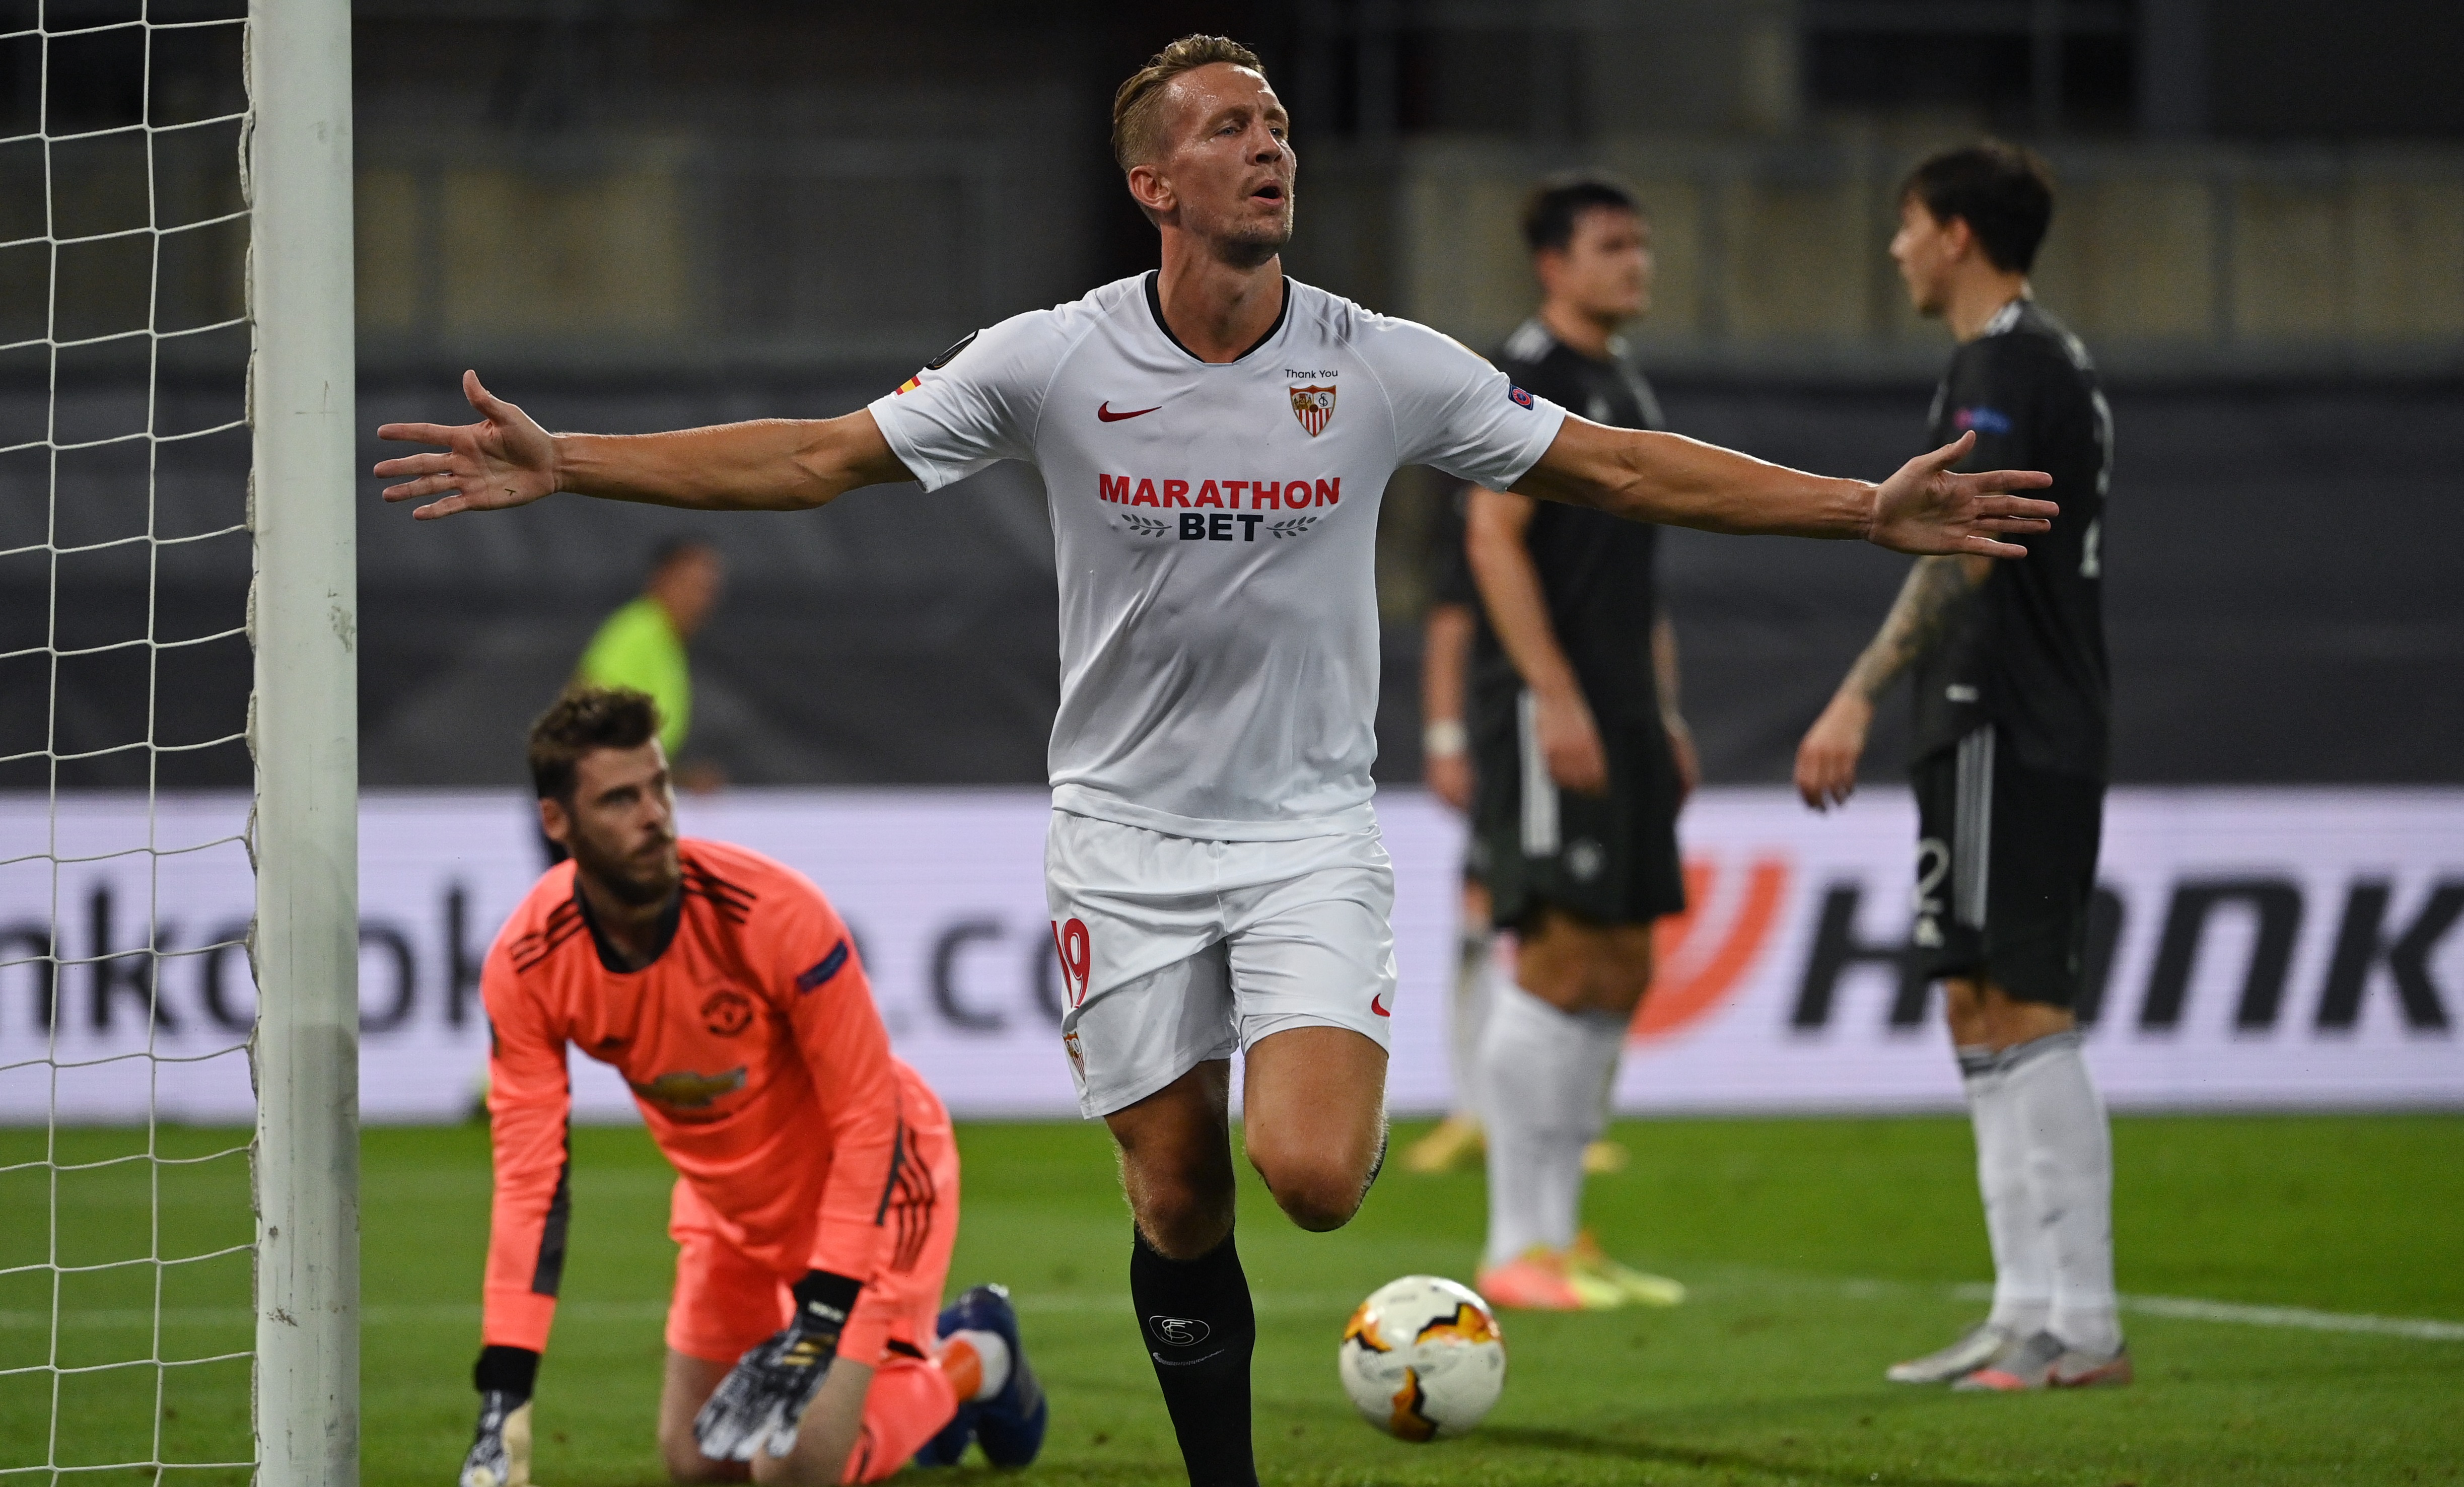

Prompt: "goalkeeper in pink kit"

[458,688,1045,1484]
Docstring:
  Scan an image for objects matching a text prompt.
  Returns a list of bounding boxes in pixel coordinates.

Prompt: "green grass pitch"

[5,1113,2460,1485]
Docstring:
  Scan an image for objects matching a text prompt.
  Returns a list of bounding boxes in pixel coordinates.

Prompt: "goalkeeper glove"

[693,1270,861,1462]
[459,1346,539,1487]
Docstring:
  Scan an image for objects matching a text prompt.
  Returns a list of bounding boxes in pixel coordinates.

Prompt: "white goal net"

[1,2,356,1482]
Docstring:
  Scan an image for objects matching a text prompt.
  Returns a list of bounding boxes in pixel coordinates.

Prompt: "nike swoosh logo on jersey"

[1097,401,1162,422]
[1371,991,1392,1017]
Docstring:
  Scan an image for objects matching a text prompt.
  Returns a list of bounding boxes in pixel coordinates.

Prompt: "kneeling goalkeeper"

[460,687,1046,1485]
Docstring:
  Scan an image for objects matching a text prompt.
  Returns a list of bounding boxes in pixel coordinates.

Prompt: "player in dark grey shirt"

[1458,178,1696,1313]
[1907,296,2110,781]
[1797,143,2127,1392]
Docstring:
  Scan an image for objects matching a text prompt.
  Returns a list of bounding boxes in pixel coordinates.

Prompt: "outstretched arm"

[375,370,915,520]
[1793,554,1993,811]
[1514,418,2055,557]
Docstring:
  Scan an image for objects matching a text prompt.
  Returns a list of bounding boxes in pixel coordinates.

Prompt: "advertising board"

[2,788,2456,1122]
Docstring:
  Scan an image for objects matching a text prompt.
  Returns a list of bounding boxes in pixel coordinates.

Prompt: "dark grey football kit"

[1468,319,1686,931]
[1909,298,2112,1008]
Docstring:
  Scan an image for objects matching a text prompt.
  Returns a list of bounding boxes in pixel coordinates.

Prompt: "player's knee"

[1588,958,1652,1020]
[1595,930,1655,1008]
[1941,976,1991,1044]
[1131,1177,1235,1257]
[1270,1168,1366,1232]
[1251,1146,1369,1232]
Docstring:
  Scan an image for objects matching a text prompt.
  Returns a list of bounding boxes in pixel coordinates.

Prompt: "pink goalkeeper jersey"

[478,840,903,1353]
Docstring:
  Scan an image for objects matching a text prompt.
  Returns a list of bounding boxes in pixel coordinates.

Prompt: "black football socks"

[1131,1227,1258,1486]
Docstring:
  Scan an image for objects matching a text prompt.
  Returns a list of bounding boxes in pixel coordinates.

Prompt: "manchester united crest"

[700,987,755,1037]
[1289,384,1336,437]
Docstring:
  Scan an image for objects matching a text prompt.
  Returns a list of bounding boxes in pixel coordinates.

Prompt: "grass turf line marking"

[1944,1282,2464,1341]
[2124,1294,2464,1340]
[9,1284,2461,1340]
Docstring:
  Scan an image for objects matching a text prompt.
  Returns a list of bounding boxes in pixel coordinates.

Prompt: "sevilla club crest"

[1289,384,1336,437]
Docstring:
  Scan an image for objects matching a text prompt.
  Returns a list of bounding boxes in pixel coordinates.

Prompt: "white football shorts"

[1044,809,1399,1119]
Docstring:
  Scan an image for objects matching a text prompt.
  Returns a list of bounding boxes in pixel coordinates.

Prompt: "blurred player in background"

[577,537,727,789]
[540,538,728,869]
[1462,177,1695,1311]
[383,36,2056,1485]
[460,687,1045,1486]
[1398,484,1497,1175]
[1796,143,2125,1391]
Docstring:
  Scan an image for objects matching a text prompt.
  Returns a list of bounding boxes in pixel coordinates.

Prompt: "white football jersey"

[868,273,1567,841]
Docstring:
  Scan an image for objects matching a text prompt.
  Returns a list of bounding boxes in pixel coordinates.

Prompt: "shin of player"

[457,689,1044,1487]
[1795,144,2125,1392]
[1461,178,1696,1313]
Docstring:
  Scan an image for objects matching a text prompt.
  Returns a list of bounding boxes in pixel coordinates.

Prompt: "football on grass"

[1337,1275,1507,1441]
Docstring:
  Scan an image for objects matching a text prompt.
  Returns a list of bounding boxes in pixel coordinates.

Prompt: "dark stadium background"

[8,0,2461,792]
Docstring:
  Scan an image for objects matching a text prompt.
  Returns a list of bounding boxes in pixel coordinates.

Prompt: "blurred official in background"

[1797,143,2126,1393]
[1459,176,1696,1313]
[578,537,726,787]
[543,538,728,865]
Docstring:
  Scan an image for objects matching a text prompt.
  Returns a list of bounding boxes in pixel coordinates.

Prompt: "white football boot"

[1955,1329,2135,1391]
[1885,1320,2017,1384]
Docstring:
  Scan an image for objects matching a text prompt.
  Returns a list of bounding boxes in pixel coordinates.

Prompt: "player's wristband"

[790,1270,863,1342]
[1423,719,1468,758]
[472,1344,540,1401]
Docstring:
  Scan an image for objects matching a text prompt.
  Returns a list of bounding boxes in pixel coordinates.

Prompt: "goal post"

[246,0,360,1481]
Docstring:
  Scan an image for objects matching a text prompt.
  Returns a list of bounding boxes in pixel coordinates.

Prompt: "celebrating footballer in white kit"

[375,33,2058,1486]
[870,271,1560,1117]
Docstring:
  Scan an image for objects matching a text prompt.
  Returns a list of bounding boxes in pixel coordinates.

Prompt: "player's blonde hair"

[1111,33,1267,173]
